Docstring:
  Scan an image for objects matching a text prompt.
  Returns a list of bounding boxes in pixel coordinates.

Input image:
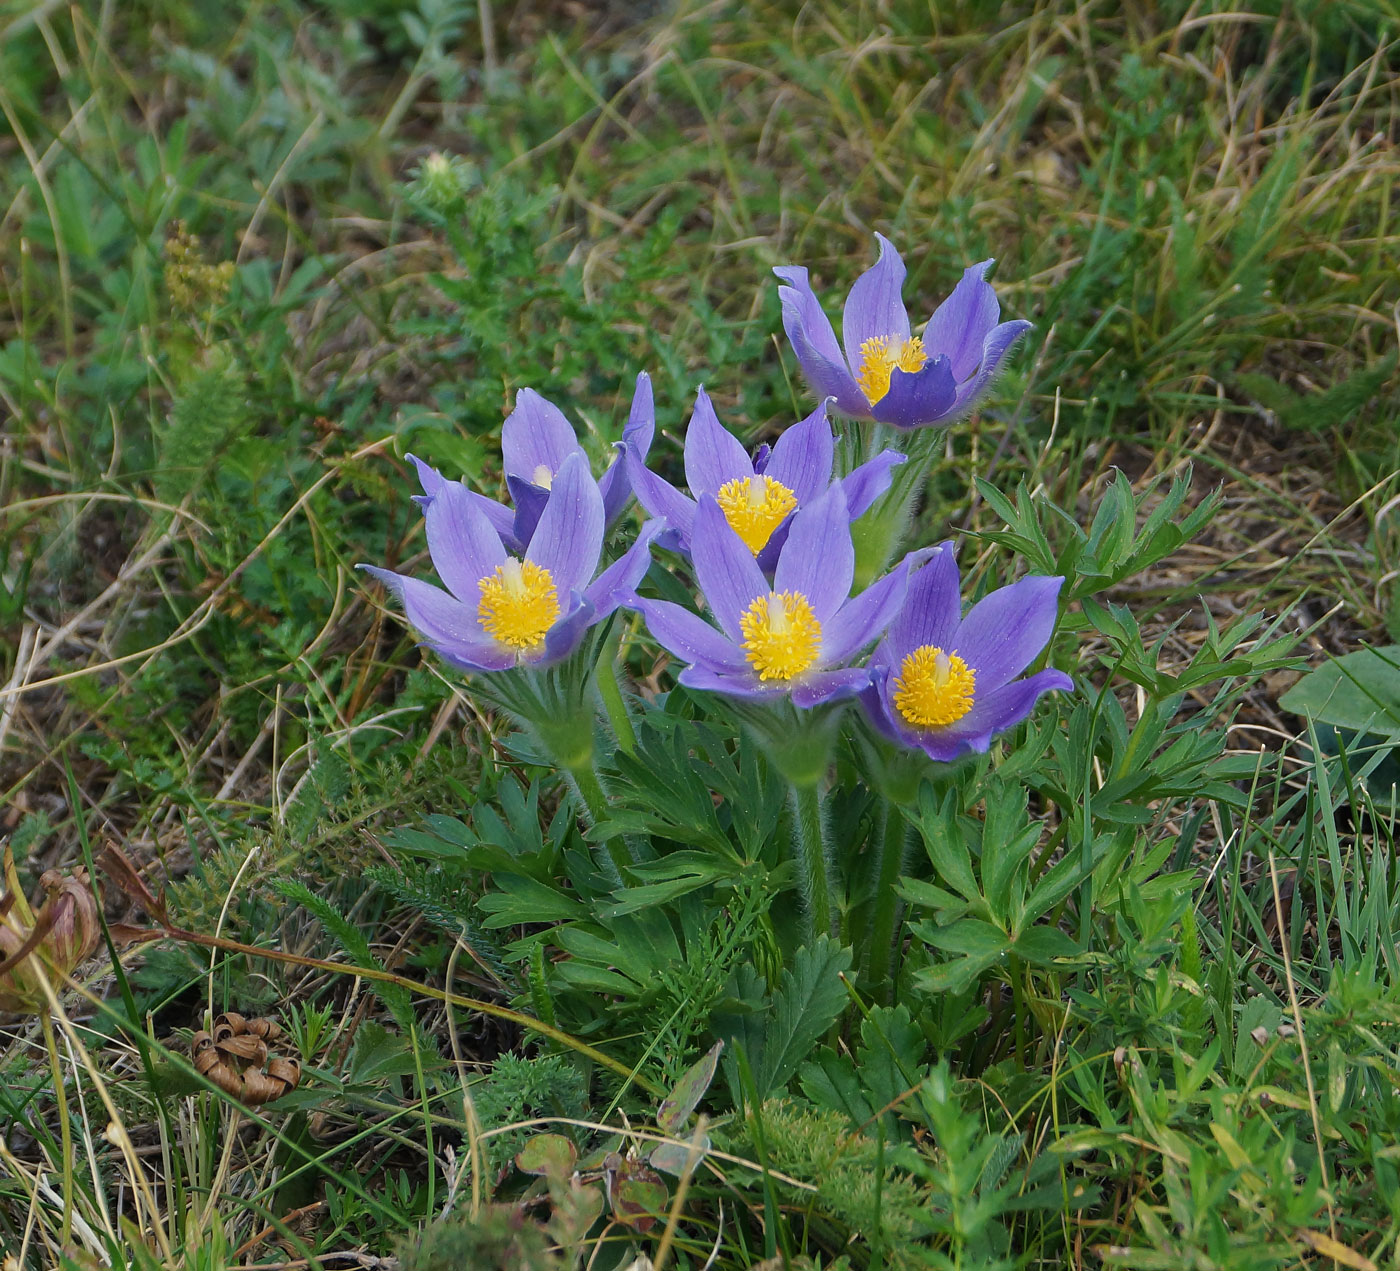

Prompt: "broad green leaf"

[1279,644,1400,737]
[516,1133,577,1177]
[649,1133,712,1177]
[920,918,1009,958]
[658,1041,723,1133]
[1011,924,1080,964]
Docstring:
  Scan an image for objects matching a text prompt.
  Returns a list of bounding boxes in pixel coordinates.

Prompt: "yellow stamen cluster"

[715,475,799,555]
[855,334,928,405]
[739,590,822,682]
[477,558,560,651]
[893,646,976,728]
[532,464,554,489]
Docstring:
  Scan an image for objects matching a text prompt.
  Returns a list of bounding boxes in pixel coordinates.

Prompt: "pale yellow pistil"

[739,590,822,682]
[715,475,799,555]
[532,464,554,489]
[893,646,976,728]
[477,558,560,651]
[855,334,928,405]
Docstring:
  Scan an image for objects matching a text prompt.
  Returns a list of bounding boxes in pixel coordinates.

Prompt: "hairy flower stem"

[790,781,835,940]
[40,1010,74,1245]
[864,799,910,1001]
[564,760,632,885]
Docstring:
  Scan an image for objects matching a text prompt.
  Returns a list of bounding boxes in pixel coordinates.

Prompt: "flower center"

[855,334,928,405]
[739,590,822,682]
[892,646,976,728]
[715,475,799,555]
[532,464,554,490]
[477,558,560,651]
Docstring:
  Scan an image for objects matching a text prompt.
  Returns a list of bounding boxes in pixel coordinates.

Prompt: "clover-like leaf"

[516,1133,577,1178]
[658,1041,723,1133]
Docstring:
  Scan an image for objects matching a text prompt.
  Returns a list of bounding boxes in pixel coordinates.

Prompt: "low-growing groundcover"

[2,1,1400,1268]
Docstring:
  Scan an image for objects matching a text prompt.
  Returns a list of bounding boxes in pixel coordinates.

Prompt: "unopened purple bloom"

[625,388,904,567]
[408,373,654,552]
[364,453,659,672]
[774,234,1033,430]
[860,545,1071,761]
[629,484,915,708]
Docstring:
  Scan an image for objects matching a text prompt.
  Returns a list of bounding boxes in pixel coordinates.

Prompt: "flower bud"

[412,150,475,214]
[0,850,101,1014]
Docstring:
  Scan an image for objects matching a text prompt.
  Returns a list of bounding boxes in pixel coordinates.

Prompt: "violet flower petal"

[466,490,521,549]
[625,445,698,548]
[525,453,604,599]
[880,544,960,664]
[761,400,835,503]
[791,667,871,709]
[623,370,656,456]
[599,371,655,525]
[840,449,907,520]
[424,480,507,602]
[542,594,596,664]
[676,664,775,701]
[871,354,958,430]
[631,597,749,673]
[502,389,582,486]
[408,453,448,507]
[773,485,854,622]
[683,388,752,497]
[505,474,549,548]
[921,259,1001,382]
[361,568,516,672]
[691,495,767,641]
[953,574,1064,692]
[772,266,868,417]
[584,521,662,620]
[842,233,911,370]
[950,319,1035,415]
[905,668,1073,761]
[858,668,901,744]
[818,554,914,665]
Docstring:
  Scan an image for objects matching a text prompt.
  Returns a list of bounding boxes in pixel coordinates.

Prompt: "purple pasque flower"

[407,373,654,552]
[773,234,1033,430]
[625,387,904,567]
[860,544,1071,761]
[364,452,660,673]
[629,484,916,708]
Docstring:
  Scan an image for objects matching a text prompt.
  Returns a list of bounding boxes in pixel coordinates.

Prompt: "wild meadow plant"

[346,214,1334,1264]
[366,234,1065,952]
[362,228,1319,1262]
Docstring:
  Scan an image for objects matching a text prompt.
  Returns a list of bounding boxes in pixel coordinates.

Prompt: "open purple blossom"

[860,544,1071,761]
[628,484,917,708]
[364,452,660,673]
[407,373,655,552]
[625,388,904,568]
[774,235,1033,430]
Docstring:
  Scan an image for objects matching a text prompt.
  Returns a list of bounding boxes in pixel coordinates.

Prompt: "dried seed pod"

[189,1012,301,1106]
[0,847,101,1014]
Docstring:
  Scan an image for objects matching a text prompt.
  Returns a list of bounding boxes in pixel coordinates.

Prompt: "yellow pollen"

[715,475,799,555]
[739,590,822,682]
[892,646,976,728]
[855,334,928,405]
[532,464,554,489]
[477,558,560,651]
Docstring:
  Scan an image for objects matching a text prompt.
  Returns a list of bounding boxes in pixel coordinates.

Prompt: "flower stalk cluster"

[365,233,1070,946]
